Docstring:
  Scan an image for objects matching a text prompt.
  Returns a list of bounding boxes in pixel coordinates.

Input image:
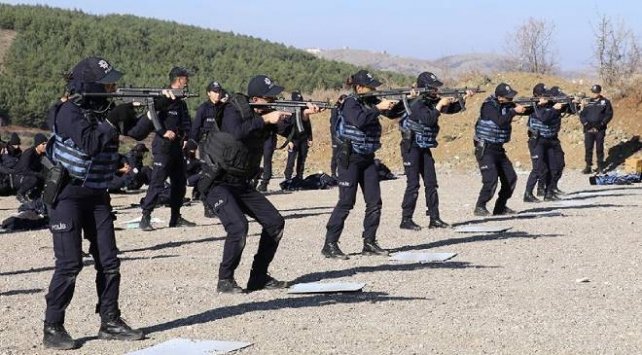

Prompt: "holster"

[338,139,352,169]
[42,158,68,207]
[197,162,223,196]
[474,140,486,161]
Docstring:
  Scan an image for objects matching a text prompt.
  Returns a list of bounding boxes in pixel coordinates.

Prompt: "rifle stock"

[249,100,335,134]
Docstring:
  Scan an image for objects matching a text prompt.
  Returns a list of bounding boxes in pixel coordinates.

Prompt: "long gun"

[513,95,581,115]
[358,86,485,115]
[75,88,199,131]
[249,100,335,134]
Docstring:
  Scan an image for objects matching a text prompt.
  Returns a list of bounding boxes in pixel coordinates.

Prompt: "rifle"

[358,86,485,115]
[74,88,199,132]
[513,95,581,115]
[249,100,335,134]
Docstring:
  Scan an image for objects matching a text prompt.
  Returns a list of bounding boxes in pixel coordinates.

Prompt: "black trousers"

[525,137,565,195]
[325,154,381,243]
[261,134,277,182]
[549,140,565,190]
[284,139,309,180]
[15,174,43,197]
[206,183,285,280]
[45,184,120,324]
[400,143,440,219]
[475,143,517,213]
[141,142,186,214]
[584,129,606,166]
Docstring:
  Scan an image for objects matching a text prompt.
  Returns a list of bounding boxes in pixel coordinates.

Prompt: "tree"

[504,17,557,74]
[592,14,641,86]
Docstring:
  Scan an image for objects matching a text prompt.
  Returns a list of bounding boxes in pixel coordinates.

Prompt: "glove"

[106,103,137,128]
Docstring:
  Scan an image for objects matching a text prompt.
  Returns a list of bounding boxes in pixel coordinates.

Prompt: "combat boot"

[139,211,154,231]
[523,192,540,203]
[399,217,421,231]
[362,239,388,256]
[544,192,560,201]
[98,313,144,341]
[429,217,450,229]
[493,206,516,216]
[169,213,196,227]
[536,185,546,197]
[257,180,269,192]
[474,206,490,216]
[217,278,244,294]
[321,242,349,260]
[246,273,289,292]
[43,322,76,350]
[582,165,592,174]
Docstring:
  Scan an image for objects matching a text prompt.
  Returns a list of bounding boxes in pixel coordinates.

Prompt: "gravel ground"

[1,169,641,355]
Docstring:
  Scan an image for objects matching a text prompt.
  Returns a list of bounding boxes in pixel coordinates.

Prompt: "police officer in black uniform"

[257,124,277,192]
[580,84,613,174]
[329,94,347,178]
[523,84,566,202]
[1,133,22,169]
[139,67,195,230]
[322,70,397,259]
[283,91,313,181]
[13,133,48,202]
[124,143,152,190]
[473,83,528,216]
[200,75,320,293]
[187,80,227,150]
[43,56,152,350]
[398,72,471,230]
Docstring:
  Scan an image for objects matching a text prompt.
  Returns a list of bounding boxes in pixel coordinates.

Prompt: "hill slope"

[0,4,410,127]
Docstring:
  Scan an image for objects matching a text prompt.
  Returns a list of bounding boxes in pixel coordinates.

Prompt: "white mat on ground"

[389,252,457,263]
[127,338,252,355]
[120,217,164,226]
[517,210,564,217]
[551,200,587,207]
[454,226,512,233]
[288,282,366,294]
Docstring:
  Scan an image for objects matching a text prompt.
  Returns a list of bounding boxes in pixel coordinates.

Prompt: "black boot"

[43,322,77,350]
[362,239,388,256]
[321,242,349,260]
[474,206,490,216]
[552,187,566,196]
[139,211,154,231]
[523,192,540,203]
[204,204,217,218]
[544,192,560,201]
[246,273,289,292]
[169,212,196,227]
[257,180,269,192]
[399,217,421,231]
[429,217,450,229]
[98,313,144,341]
[582,165,592,174]
[493,206,516,216]
[217,278,244,294]
[536,185,546,197]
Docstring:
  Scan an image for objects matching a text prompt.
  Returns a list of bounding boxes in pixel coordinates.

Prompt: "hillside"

[0,4,410,127]
[306,48,506,77]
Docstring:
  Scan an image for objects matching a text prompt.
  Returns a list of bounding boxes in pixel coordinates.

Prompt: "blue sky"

[2,0,640,70]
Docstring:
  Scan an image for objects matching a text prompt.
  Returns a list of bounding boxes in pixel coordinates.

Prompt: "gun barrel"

[80,88,198,98]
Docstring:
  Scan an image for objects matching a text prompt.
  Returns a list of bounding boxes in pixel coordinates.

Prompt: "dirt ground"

[1,167,641,355]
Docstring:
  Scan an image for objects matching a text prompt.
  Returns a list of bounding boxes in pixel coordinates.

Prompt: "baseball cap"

[495,83,518,98]
[591,84,602,94]
[247,75,284,98]
[351,70,382,88]
[206,81,223,93]
[416,72,443,88]
[71,56,122,84]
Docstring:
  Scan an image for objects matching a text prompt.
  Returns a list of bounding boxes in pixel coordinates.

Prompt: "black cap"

[532,83,549,97]
[591,84,602,94]
[495,82,518,98]
[71,56,122,84]
[8,132,20,145]
[416,72,443,89]
[291,91,304,101]
[133,143,149,153]
[169,66,191,81]
[351,70,382,88]
[206,81,223,93]
[33,133,48,146]
[247,75,284,98]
